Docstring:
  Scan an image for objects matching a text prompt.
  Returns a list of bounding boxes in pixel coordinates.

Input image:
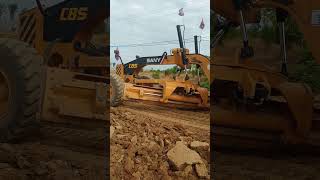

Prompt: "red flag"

[199,18,205,30]
[114,48,120,61]
[178,8,184,16]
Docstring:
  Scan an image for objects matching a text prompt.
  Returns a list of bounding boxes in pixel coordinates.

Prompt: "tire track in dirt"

[122,101,210,130]
[39,123,106,155]
[0,121,107,180]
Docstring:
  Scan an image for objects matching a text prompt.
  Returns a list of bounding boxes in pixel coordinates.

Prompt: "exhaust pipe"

[176,25,188,66]
[194,35,199,54]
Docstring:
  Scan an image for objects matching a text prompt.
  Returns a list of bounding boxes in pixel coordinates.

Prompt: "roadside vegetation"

[149,65,209,89]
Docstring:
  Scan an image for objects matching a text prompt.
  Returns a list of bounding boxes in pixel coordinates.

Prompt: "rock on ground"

[195,163,208,178]
[190,141,209,151]
[167,141,203,170]
[110,126,115,138]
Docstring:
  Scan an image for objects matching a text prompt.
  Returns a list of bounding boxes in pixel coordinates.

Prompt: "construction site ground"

[110,100,210,179]
[214,150,320,180]
[110,95,320,180]
[0,121,106,180]
[214,111,320,179]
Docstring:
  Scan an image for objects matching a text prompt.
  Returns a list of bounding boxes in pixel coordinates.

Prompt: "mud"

[110,101,210,179]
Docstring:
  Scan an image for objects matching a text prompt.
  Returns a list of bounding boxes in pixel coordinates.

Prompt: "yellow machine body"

[117,47,210,108]
[16,7,109,122]
[212,0,320,144]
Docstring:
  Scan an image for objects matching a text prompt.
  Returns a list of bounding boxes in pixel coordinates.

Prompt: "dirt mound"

[110,102,210,179]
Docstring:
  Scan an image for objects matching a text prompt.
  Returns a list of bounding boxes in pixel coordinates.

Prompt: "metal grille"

[116,64,124,78]
[18,13,36,47]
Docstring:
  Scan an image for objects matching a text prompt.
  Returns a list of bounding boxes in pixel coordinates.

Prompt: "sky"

[0,0,57,31]
[0,0,33,31]
[110,0,210,68]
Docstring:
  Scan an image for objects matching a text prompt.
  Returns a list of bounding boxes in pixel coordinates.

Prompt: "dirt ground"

[110,101,210,179]
[0,122,106,180]
[213,115,320,180]
[214,151,320,180]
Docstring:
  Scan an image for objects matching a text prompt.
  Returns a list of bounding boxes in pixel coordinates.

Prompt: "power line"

[111,14,210,28]
[110,41,190,48]
[111,37,193,46]
[110,41,191,47]
[110,37,209,48]
[111,36,209,46]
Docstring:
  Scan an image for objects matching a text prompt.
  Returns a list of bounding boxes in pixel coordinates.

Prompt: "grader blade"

[41,67,108,123]
[124,82,209,109]
[277,82,313,140]
[213,96,320,150]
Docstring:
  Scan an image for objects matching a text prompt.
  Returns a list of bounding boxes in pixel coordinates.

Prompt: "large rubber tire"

[0,38,42,142]
[110,73,124,107]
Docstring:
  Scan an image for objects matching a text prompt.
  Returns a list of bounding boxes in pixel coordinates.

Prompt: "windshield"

[37,0,66,9]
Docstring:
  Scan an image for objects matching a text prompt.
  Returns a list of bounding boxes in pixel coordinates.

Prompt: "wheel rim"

[0,71,10,118]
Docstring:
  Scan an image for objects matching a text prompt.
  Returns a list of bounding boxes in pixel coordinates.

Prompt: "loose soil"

[110,101,210,180]
[0,122,106,180]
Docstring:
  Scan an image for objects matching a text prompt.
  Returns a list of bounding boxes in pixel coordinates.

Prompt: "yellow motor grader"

[0,0,123,141]
[212,0,320,147]
[115,25,210,109]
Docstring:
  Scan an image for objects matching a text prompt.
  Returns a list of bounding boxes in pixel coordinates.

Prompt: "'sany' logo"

[147,57,161,63]
[60,7,88,21]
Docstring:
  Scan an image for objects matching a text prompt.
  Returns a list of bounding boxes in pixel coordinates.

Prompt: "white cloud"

[110,0,210,68]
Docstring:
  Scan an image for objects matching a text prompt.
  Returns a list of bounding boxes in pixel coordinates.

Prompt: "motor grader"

[0,0,123,141]
[212,0,320,147]
[115,25,210,109]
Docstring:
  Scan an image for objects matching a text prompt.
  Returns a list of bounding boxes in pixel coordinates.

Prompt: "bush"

[164,66,178,75]
[199,77,209,89]
[152,70,161,79]
[289,48,320,93]
[200,81,210,89]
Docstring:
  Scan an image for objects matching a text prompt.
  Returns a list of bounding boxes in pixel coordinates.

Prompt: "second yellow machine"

[115,25,210,109]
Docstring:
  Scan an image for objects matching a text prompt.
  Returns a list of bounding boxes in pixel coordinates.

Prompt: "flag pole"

[183,15,185,26]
